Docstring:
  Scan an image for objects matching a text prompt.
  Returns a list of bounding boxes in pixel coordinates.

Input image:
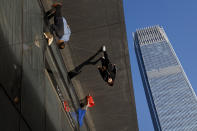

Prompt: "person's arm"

[83,96,90,110]
[113,64,116,74]
[110,65,116,81]
[98,67,108,82]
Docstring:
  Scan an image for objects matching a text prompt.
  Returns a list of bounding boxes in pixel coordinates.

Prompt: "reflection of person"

[78,104,88,127]
[80,94,95,108]
[63,101,70,112]
[78,95,94,127]
[44,3,71,49]
[98,46,116,86]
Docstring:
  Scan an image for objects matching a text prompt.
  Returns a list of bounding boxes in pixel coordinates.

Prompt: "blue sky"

[123,0,197,130]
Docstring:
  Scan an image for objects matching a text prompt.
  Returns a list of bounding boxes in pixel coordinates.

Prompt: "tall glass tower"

[133,25,197,131]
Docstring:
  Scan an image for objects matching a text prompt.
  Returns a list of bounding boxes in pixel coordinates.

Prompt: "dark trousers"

[101,52,110,68]
[46,5,64,38]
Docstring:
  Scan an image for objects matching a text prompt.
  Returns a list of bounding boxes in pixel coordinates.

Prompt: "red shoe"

[52,3,62,8]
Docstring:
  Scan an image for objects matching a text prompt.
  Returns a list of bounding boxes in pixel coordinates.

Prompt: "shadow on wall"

[68,48,102,79]
[0,25,59,131]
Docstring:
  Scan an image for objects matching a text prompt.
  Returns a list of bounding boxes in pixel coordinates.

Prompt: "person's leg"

[101,45,109,63]
[103,51,109,61]
[101,57,106,67]
[101,52,109,69]
[45,8,56,19]
[54,5,62,18]
[53,5,64,39]
[50,24,62,38]
[45,3,62,19]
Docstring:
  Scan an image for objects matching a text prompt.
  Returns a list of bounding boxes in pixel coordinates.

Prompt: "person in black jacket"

[98,46,116,86]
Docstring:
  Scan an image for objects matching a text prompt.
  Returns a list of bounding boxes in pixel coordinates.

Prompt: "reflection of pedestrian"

[98,46,116,86]
[78,95,94,127]
[80,94,95,108]
[78,104,88,127]
[44,3,71,49]
[63,101,70,112]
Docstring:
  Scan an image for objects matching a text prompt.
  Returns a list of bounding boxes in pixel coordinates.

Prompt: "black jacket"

[98,64,116,82]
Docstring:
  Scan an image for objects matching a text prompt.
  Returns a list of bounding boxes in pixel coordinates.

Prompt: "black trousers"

[46,5,64,39]
[101,52,110,68]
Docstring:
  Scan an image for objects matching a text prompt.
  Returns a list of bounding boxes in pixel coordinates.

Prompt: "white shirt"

[60,17,71,42]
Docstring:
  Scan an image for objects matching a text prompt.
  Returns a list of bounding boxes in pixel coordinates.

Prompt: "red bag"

[87,96,95,107]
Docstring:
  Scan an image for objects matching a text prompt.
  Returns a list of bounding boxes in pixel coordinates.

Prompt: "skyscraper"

[133,25,197,131]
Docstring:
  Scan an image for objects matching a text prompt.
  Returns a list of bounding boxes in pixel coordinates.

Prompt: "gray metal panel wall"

[0,0,74,130]
[60,0,138,130]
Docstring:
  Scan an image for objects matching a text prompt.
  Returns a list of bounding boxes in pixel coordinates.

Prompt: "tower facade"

[133,25,197,131]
